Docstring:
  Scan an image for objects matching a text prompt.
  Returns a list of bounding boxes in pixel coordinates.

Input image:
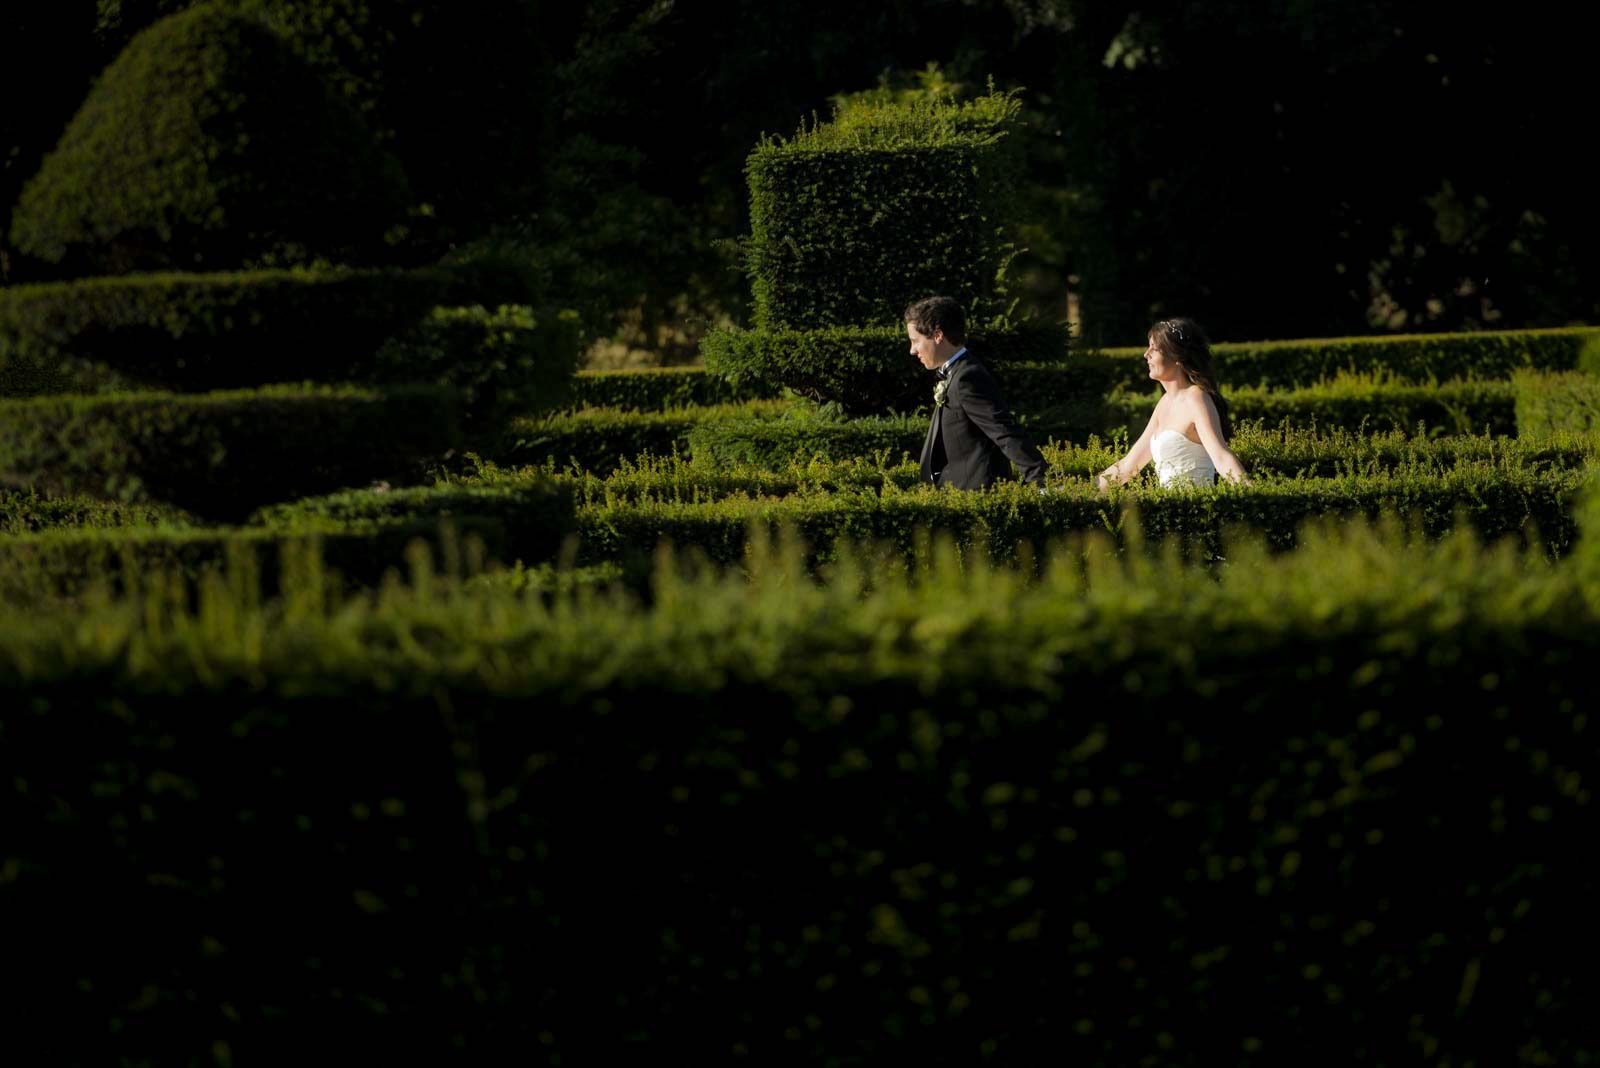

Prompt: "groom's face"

[908,323,951,370]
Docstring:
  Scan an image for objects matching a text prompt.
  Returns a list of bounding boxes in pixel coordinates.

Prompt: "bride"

[1096,317,1249,490]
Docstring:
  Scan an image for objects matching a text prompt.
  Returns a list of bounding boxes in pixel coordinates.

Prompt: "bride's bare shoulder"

[1179,385,1218,413]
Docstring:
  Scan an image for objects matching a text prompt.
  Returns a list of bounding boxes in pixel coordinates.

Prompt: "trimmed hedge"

[574,467,1584,573]
[0,385,461,520]
[496,377,1555,476]
[13,452,1578,604]
[1579,333,1600,375]
[743,88,1025,330]
[558,327,1600,417]
[497,400,795,474]
[570,367,780,411]
[0,518,515,605]
[712,87,1059,415]
[2,522,1598,1063]
[702,320,1070,415]
[512,379,1545,478]
[251,476,578,565]
[1,488,195,535]
[570,357,1093,416]
[1512,369,1600,436]
[1107,378,1517,439]
[686,411,927,469]
[0,269,454,396]
[543,427,1597,508]
[9,3,411,274]
[372,304,583,426]
[1084,326,1598,391]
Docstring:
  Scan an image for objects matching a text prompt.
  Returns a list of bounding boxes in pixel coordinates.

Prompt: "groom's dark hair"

[904,295,967,345]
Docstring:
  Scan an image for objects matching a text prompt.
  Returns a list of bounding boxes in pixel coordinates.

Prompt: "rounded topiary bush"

[9,2,412,275]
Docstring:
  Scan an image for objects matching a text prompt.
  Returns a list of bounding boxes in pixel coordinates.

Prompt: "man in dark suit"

[907,295,1049,490]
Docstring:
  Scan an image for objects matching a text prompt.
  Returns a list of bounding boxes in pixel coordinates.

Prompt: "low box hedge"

[0,385,461,520]
[1,519,1597,1063]
[1512,369,1600,436]
[0,268,454,396]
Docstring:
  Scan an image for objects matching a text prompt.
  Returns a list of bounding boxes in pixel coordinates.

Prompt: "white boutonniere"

[933,379,949,408]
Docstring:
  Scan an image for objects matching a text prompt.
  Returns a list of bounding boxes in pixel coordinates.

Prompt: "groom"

[908,295,1048,490]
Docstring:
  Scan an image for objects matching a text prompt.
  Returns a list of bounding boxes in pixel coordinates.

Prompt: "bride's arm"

[1193,392,1250,484]
[1097,407,1158,491]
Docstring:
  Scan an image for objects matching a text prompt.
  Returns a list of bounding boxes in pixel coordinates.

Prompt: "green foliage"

[708,83,1047,415]
[742,85,1025,332]
[1575,467,1600,604]
[502,377,1544,479]
[686,411,926,470]
[0,268,453,396]
[571,467,1583,572]
[569,367,779,411]
[10,3,411,274]
[0,487,196,534]
[1082,327,1598,392]
[496,400,796,475]
[1106,375,1518,439]
[448,135,720,352]
[373,305,583,428]
[0,384,460,520]
[0,517,514,604]
[498,426,1593,511]
[2,519,1598,1062]
[1512,369,1600,437]
[251,475,578,564]
[702,321,1069,414]
[1578,333,1600,376]
[547,452,924,507]
[795,78,1024,152]
[88,0,552,254]
[559,326,1600,419]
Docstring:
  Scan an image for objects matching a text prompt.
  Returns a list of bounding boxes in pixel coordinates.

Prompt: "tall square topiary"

[703,86,1068,415]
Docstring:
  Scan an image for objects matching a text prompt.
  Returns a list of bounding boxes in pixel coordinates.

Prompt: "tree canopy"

[4,0,1595,342]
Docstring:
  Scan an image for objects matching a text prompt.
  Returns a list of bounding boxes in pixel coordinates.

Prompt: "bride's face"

[1145,338,1180,381]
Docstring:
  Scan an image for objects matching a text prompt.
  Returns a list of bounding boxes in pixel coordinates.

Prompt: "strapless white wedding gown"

[1151,429,1216,487]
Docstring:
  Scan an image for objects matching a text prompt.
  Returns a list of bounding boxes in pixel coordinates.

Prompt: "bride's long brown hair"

[1150,317,1232,440]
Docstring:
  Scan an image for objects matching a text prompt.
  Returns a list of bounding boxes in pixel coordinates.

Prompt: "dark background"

[5,0,1595,350]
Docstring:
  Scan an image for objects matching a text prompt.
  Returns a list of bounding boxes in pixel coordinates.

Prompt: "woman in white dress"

[1096,318,1249,490]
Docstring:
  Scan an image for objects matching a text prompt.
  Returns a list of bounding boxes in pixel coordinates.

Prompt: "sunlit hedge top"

[753,84,1023,153]
[742,88,1025,332]
[9,3,411,275]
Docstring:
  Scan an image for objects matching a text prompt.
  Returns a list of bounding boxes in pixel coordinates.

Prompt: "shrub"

[687,411,927,469]
[569,367,779,411]
[372,305,583,428]
[1106,376,1517,439]
[9,3,411,274]
[0,384,460,520]
[741,86,1025,331]
[702,320,1069,415]
[0,269,453,396]
[251,476,578,565]
[704,86,1060,414]
[496,400,795,474]
[573,467,1583,571]
[0,488,195,534]
[7,520,1596,1063]
[1513,369,1600,436]
[1083,326,1598,391]
[521,427,1593,510]
[0,518,519,605]
[1577,332,1600,376]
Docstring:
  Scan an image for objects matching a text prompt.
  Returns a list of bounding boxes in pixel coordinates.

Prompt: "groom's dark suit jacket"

[920,356,1048,490]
